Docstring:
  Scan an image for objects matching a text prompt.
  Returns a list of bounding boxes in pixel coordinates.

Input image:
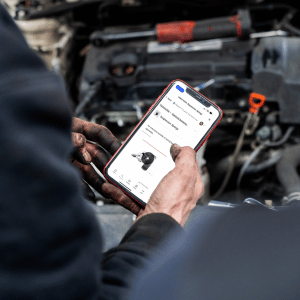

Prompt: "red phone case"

[103,79,223,207]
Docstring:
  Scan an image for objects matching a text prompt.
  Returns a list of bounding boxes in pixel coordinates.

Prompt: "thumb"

[170,144,182,162]
[170,145,198,170]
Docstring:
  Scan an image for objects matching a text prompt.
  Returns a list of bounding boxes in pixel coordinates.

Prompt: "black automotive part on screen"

[132,152,156,171]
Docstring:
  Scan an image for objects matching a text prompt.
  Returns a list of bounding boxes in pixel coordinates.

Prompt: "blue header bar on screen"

[176,85,184,93]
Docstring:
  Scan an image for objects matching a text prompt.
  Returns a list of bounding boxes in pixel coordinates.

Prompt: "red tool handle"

[156,21,195,43]
[156,9,251,44]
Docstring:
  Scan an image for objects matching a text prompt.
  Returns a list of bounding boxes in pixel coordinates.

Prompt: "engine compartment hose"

[74,82,101,117]
[236,144,265,189]
[237,126,295,188]
[213,113,252,199]
[276,144,300,195]
[264,126,295,147]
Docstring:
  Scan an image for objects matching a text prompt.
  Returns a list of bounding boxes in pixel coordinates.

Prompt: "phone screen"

[105,80,221,205]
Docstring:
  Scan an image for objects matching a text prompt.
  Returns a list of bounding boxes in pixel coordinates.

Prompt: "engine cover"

[79,36,252,117]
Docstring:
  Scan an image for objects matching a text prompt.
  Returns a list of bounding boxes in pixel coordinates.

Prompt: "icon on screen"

[154,110,161,118]
[199,121,204,126]
[176,85,184,93]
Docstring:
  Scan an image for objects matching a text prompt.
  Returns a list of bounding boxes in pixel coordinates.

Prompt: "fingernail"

[83,152,92,163]
[170,143,179,152]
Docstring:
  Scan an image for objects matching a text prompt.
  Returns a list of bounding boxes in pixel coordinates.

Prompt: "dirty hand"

[71,117,142,215]
[136,145,204,226]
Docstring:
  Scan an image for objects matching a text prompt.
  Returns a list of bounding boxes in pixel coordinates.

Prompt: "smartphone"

[104,80,222,206]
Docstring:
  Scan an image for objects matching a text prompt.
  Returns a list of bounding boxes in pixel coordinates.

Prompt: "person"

[0,4,202,299]
[3,5,300,300]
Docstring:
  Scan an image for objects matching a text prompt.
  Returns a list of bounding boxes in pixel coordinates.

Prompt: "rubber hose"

[276,144,300,195]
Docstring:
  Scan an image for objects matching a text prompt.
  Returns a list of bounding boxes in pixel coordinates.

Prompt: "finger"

[102,183,142,215]
[85,142,112,173]
[72,148,86,165]
[171,146,198,174]
[72,159,109,198]
[171,146,196,163]
[81,180,95,201]
[72,117,121,155]
[71,132,92,164]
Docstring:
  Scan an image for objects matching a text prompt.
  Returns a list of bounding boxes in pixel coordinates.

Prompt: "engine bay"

[5,0,300,206]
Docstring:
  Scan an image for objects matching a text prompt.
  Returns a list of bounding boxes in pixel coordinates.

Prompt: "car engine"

[4,0,300,209]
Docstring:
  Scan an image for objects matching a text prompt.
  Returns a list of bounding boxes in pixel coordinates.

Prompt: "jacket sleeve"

[101,214,182,298]
[128,203,300,300]
[0,5,181,300]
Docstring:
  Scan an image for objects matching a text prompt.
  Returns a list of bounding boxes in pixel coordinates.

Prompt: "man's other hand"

[136,145,204,226]
[71,117,142,215]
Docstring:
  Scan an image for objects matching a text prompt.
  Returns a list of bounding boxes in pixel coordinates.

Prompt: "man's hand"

[71,117,142,215]
[136,144,204,226]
